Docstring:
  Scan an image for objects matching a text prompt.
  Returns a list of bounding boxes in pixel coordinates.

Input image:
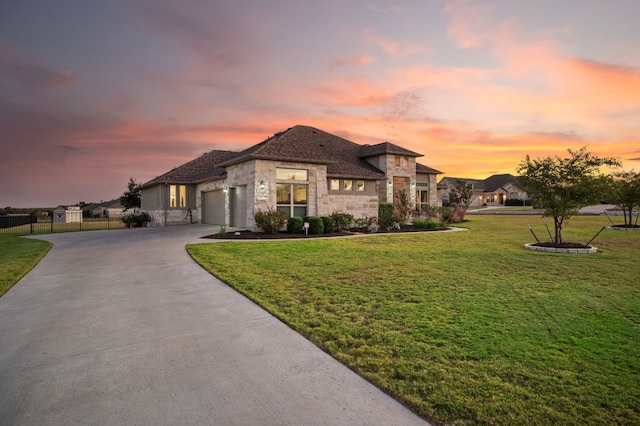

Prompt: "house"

[53,205,83,223]
[140,125,443,231]
[439,174,528,207]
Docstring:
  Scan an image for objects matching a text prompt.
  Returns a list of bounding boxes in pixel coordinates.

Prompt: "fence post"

[30,213,34,234]
[51,214,53,233]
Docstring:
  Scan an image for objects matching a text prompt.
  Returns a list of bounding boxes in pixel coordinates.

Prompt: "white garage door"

[202,190,225,224]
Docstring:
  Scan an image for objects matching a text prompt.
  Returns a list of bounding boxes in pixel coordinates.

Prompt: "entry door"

[229,186,247,227]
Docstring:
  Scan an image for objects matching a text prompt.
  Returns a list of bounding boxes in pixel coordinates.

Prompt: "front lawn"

[187,215,640,425]
[0,236,51,296]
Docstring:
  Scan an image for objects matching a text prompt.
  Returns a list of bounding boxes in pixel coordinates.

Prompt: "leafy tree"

[517,147,620,244]
[609,170,640,226]
[447,183,475,222]
[394,189,412,225]
[448,183,475,210]
[120,178,141,211]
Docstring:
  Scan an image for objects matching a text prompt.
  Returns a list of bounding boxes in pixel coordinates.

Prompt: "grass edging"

[0,236,52,296]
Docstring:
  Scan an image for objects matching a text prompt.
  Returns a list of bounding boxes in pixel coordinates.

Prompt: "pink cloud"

[328,55,375,72]
[0,40,74,91]
[443,0,494,49]
[364,28,427,57]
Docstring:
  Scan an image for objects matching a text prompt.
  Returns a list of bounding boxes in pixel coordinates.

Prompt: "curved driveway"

[0,225,427,425]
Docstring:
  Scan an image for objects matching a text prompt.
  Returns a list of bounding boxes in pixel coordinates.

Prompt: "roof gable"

[358,142,422,158]
[142,150,237,187]
[219,125,388,179]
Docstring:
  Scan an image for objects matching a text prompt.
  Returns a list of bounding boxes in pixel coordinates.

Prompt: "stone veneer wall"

[373,154,416,204]
[146,208,194,227]
[326,193,379,219]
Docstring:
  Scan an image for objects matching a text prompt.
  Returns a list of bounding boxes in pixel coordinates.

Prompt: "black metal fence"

[0,214,125,236]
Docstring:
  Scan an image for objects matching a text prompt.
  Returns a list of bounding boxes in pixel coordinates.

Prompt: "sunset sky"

[2,0,639,207]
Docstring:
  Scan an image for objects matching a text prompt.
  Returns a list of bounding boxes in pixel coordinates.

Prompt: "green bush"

[304,216,324,234]
[378,203,395,229]
[287,216,304,234]
[254,208,286,234]
[331,212,354,231]
[321,216,335,233]
[413,219,442,229]
[505,199,532,206]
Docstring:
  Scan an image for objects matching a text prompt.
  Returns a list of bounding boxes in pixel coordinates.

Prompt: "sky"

[1,0,640,207]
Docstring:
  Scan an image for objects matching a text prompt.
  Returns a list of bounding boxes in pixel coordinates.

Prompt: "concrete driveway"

[0,225,427,425]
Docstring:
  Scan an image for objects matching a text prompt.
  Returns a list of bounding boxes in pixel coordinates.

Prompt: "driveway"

[0,225,427,425]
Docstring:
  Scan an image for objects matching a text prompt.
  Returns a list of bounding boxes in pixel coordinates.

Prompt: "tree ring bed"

[524,243,597,254]
[606,225,640,231]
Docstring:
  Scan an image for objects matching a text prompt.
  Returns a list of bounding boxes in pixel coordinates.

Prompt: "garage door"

[202,190,225,224]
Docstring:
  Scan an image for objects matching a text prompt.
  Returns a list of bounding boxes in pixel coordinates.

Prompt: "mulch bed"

[531,242,591,249]
[204,226,450,240]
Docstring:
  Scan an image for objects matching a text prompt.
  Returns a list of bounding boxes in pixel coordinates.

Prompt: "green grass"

[0,236,51,296]
[187,215,640,425]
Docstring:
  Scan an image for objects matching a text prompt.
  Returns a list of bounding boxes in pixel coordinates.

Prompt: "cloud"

[0,39,74,91]
[364,28,427,57]
[328,55,375,72]
[443,0,493,48]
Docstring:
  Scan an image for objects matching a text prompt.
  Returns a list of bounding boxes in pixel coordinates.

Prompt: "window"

[169,185,187,208]
[344,180,353,191]
[276,168,308,180]
[179,185,186,207]
[330,179,340,190]
[356,180,365,191]
[394,156,401,167]
[401,156,409,168]
[277,184,307,218]
[169,185,177,207]
[416,188,429,210]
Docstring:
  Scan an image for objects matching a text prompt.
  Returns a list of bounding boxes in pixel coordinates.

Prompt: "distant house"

[53,205,83,223]
[141,125,443,231]
[439,174,528,207]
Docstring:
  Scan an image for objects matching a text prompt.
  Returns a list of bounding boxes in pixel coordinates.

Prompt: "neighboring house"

[83,199,132,218]
[140,125,443,231]
[439,174,528,207]
[53,205,83,223]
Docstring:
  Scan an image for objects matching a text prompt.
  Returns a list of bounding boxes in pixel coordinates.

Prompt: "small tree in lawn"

[609,170,640,227]
[517,147,620,244]
[120,178,141,211]
[448,183,474,222]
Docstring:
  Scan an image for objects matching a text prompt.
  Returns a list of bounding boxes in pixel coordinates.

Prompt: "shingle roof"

[143,125,441,186]
[482,174,517,192]
[416,163,443,175]
[440,174,519,192]
[358,142,422,158]
[142,150,237,187]
[218,125,388,179]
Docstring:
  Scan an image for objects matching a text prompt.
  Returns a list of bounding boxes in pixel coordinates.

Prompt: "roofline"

[218,154,336,167]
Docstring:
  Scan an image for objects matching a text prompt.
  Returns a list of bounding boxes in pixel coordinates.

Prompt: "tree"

[448,183,475,222]
[517,147,620,244]
[609,170,640,226]
[120,178,141,211]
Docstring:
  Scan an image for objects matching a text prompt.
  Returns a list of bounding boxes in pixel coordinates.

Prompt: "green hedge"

[321,216,335,233]
[304,216,324,234]
[287,216,304,234]
[413,219,443,229]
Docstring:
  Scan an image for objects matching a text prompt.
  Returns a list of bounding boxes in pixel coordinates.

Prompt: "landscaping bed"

[204,225,450,240]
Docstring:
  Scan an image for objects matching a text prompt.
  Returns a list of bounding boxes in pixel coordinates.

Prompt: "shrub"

[321,216,335,233]
[378,203,395,229]
[304,216,324,234]
[505,199,532,206]
[331,212,354,231]
[287,216,304,234]
[413,219,442,229]
[254,208,286,234]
